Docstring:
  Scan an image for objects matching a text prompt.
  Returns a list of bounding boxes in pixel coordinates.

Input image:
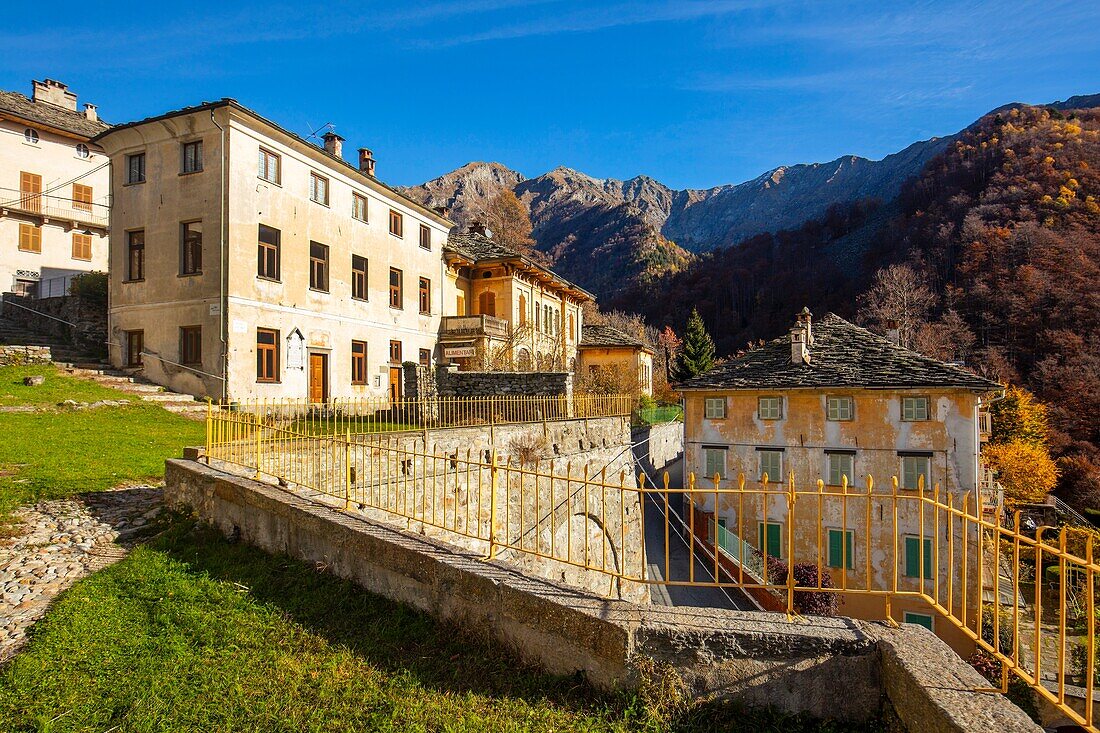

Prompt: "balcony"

[0,188,109,230]
[439,315,511,340]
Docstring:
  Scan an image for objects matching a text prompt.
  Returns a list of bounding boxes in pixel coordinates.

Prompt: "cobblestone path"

[0,486,164,662]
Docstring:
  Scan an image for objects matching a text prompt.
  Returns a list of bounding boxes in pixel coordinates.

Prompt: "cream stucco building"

[0,79,109,297]
[577,324,654,395]
[93,99,453,402]
[678,310,1002,651]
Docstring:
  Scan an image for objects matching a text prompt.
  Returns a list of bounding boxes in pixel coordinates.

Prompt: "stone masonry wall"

[2,293,107,357]
[0,345,52,366]
[165,457,1041,733]
[433,367,573,398]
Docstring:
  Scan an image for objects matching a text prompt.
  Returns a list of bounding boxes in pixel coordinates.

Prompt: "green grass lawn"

[0,520,878,733]
[0,365,137,407]
[0,366,205,523]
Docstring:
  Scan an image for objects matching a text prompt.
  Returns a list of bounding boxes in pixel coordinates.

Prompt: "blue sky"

[3,1,1098,189]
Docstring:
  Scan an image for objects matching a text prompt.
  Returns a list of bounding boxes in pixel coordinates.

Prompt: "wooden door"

[388,366,402,402]
[309,352,328,403]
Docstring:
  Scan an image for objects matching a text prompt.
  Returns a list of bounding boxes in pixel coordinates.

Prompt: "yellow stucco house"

[577,324,655,395]
[440,226,591,372]
[678,309,1002,651]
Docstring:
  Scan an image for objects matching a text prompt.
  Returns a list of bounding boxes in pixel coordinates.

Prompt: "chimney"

[433,205,450,219]
[468,219,488,237]
[358,148,375,176]
[797,306,813,345]
[885,318,901,346]
[790,325,810,365]
[322,131,345,159]
[83,103,98,122]
[32,78,78,111]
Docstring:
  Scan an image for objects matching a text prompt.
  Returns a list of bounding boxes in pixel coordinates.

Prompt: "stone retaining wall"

[434,368,573,398]
[166,457,1040,733]
[2,293,107,357]
[0,345,51,366]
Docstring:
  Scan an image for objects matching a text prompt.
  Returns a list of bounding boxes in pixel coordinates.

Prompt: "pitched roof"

[678,313,1002,392]
[91,98,452,228]
[444,230,594,301]
[579,324,653,352]
[0,90,109,139]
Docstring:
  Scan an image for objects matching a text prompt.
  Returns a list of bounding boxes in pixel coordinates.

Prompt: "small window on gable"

[704,397,726,419]
[75,143,90,159]
[24,128,39,144]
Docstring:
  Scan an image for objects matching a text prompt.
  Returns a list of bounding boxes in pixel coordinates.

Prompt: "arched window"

[517,349,532,371]
[518,293,527,325]
[75,143,90,159]
[478,290,496,317]
[24,128,39,144]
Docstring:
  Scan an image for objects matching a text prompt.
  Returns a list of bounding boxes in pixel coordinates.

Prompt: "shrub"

[761,556,839,616]
[69,271,107,303]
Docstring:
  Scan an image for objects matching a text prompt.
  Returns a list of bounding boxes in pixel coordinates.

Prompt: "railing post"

[787,471,796,619]
[344,427,352,511]
[205,398,212,464]
[254,409,262,480]
[485,452,499,559]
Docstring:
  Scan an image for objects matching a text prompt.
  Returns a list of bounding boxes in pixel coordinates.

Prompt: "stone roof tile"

[0,90,109,139]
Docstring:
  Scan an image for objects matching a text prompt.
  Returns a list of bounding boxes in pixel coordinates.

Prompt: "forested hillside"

[619,104,1100,504]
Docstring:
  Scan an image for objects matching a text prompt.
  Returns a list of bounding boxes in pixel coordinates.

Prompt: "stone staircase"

[0,314,207,420]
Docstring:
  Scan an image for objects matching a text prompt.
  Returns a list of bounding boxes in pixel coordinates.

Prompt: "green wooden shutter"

[828,530,853,569]
[759,522,782,558]
[905,538,932,578]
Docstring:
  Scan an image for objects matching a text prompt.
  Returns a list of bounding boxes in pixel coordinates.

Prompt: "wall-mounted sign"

[443,346,476,358]
[286,328,305,370]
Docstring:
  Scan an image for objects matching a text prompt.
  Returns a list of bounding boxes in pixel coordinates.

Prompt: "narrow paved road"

[640,459,756,611]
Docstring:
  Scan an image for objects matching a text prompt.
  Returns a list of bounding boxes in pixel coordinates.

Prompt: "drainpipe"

[210,108,228,402]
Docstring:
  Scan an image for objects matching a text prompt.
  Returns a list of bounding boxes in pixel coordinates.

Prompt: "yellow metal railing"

[204,408,1098,730]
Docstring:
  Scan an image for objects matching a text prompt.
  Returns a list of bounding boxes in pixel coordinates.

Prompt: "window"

[389,340,402,364]
[456,294,465,316]
[903,612,934,631]
[181,140,203,173]
[904,537,933,579]
[75,143,90,159]
[569,313,575,340]
[351,255,368,300]
[127,230,145,281]
[758,396,782,420]
[310,172,329,205]
[518,294,527,325]
[758,522,782,559]
[71,232,92,261]
[902,396,930,421]
[258,148,281,184]
[20,171,41,212]
[351,341,368,384]
[353,193,368,222]
[702,447,726,481]
[125,330,143,367]
[419,348,431,368]
[479,291,496,316]
[418,277,431,315]
[826,395,854,421]
[180,326,202,366]
[419,224,431,250]
[758,449,782,482]
[72,184,93,212]
[127,153,145,184]
[389,209,403,237]
[309,241,329,292]
[181,221,202,275]
[256,329,280,382]
[901,455,931,491]
[24,128,39,144]
[18,224,41,253]
[704,397,726,419]
[257,224,280,280]
[389,268,403,308]
[827,452,855,486]
[827,529,854,569]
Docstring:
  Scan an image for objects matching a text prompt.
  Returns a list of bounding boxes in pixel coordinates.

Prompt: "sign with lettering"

[286,328,305,370]
[443,346,476,358]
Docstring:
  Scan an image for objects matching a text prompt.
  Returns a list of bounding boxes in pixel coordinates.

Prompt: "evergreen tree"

[673,308,716,381]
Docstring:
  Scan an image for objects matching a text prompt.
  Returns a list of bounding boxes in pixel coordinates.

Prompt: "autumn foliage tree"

[484,190,536,256]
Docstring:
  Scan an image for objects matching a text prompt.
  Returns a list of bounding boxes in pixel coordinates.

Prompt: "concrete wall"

[0,112,109,296]
[164,457,1040,733]
[631,421,683,480]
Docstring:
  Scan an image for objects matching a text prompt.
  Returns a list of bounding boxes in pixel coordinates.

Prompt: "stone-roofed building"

[0,79,110,297]
[681,308,1003,646]
[441,223,592,372]
[577,324,655,395]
